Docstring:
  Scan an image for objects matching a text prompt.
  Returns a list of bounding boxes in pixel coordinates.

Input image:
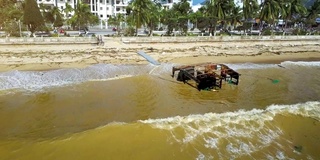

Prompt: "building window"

[60,0,63,2]
[107,0,109,3]
[106,7,109,10]
[100,0,103,3]
[100,15,103,18]
[100,7,103,10]
[61,6,64,9]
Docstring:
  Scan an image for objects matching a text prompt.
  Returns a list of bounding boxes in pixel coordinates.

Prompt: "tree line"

[0,0,319,37]
[0,0,98,36]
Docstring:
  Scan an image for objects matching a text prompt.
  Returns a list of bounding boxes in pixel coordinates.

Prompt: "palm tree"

[259,0,282,24]
[108,14,124,35]
[71,0,99,30]
[282,0,307,28]
[228,5,243,29]
[199,1,218,35]
[145,3,162,36]
[306,0,320,27]
[242,0,259,20]
[207,0,234,35]
[171,0,192,35]
[189,10,203,30]
[127,0,153,35]
[64,2,73,19]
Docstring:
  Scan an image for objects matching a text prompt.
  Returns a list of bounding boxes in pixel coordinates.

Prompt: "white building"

[36,0,194,29]
[90,0,130,28]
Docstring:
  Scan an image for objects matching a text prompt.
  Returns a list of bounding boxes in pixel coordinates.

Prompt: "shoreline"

[0,39,319,72]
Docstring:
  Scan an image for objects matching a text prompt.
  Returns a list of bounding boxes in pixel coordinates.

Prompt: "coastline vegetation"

[0,0,319,37]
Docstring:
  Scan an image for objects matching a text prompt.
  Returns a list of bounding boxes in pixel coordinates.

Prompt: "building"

[36,0,194,29]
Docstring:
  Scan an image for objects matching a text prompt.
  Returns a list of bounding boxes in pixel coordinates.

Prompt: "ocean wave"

[139,101,320,158]
[0,61,318,91]
[281,61,320,67]
[0,64,155,91]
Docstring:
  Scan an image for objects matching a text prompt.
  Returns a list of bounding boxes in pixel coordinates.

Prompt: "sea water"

[0,61,319,159]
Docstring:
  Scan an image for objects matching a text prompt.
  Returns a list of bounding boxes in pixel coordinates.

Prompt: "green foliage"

[124,26,135,36]
[51,33,59,37]
[70,1,99,29]
[127,0,154,35]
[0,0,21,23]
[23,0,45,34]
[306,0,320,27]
[242,0,259,20]
[63,2,73,19]
[161,0,192,35]
[145,2,162,36]
[259,0,282,23]
[262,28,272,35]
[0,0,23,36]
[54,13,64,28]
[108,14,124,35]
[3,20,20,37]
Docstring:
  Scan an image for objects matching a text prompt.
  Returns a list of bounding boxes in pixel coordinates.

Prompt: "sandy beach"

[0,37,319,72]
[1,37,320,160]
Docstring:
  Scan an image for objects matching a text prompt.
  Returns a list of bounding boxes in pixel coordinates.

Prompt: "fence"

[121,35,320,44]
[1,35,320,45]
[0,36,98,45]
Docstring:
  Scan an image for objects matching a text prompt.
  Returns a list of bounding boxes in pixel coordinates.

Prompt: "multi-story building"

[36,0,194,29]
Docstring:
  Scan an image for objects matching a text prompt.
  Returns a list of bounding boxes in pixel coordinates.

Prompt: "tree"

[282,0,307,28]
[64,3,74,29]
[0,0,21,23]
[54,13,64,28]
[23,0,45,35]
[144,2,162,36]
[171,0,193,35]
[203,0,234,35]
[69,0,99,30]
[242,0,259,20]
[126,0,154,35]
[108,14,124,35]
[0,0,23,36]
[306,0,320,26]
[161,8,178,35]
[64,2,74,19]
[196,2,218,35]
[228,5,243,29]
[189,10,203,30]
[259,0,281,24]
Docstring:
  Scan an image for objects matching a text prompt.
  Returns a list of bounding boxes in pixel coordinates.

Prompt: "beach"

[0,37,320,159]
[0,37,320,72]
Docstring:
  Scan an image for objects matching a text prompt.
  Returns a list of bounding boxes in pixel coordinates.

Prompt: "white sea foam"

[0,64,155,91]
[281,61,320,67]
[226,63,278,70]
[140,101,320,158]
[1,61,317,91]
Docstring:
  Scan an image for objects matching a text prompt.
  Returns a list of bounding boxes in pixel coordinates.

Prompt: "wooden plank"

[137,50,160,65]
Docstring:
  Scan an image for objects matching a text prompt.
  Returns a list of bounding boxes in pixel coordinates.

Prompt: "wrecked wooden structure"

[172,63,240,91]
